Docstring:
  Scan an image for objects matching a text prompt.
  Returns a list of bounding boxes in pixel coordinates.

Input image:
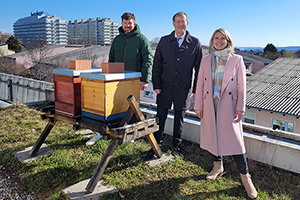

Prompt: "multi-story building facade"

[13,11,67,45]
[67,17,118,45]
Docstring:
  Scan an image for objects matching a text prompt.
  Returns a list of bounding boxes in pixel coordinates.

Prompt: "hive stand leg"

[119,106,134,127]
[85,105,135,193]
[85,95,162,193]
[29,121,56,157]
[127,95,162,158]
[85,138,119,193]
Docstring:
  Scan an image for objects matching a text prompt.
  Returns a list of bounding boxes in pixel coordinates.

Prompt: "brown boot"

[240,173,258,199]
[206,161,224,180]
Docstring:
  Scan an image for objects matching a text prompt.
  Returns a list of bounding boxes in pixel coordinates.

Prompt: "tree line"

[235,43,300,60]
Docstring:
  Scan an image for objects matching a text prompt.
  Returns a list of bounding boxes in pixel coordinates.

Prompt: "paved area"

[13,143,53,163]
[62,179,118,200]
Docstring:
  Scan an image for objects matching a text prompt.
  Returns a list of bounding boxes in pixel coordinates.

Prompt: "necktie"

[177,38,181,47]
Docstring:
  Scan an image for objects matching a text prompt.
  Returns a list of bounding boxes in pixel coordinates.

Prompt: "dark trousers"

[154,105,185,148]
[212,154,249,174]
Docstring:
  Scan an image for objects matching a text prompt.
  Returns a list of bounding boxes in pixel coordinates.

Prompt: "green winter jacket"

[109,24,153,82]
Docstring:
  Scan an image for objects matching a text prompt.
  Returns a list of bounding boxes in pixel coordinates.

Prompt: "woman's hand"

[235,110,244,122]
[195,110,203,119]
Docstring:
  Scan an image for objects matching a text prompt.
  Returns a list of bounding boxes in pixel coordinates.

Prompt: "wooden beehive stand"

[29,95,162,193]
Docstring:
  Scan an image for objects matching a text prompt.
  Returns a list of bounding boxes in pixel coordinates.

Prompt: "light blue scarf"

[211,47,231,99]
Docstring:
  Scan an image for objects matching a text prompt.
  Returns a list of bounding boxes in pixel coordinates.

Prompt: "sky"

[1,0,300,48]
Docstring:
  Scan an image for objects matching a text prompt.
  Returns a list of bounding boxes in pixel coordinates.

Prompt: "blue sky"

[1,0,299,47]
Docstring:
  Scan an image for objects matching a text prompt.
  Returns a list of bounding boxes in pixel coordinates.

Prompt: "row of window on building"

[243,112,294,132]
[13,11,119,45]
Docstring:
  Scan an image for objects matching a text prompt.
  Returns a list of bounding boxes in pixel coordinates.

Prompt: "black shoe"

[142,149,155,160]
[172,146,188,157]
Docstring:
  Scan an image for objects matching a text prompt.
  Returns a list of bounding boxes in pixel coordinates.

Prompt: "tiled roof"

[246,58,300,117]
[235,50,273,64]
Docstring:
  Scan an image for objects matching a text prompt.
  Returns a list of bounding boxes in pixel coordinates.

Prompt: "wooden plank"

[119,107,134,127]
[69,60,91,70]
[79,117,110,134]
[111,118,159,143]
[102,63,124,73]
[80,71,141,81]
[54,75,76,83]
[114,118,157,133]
[55,81,74,104]
[81,79,105,115]
[54,75,82,117]
[55,102,75,115]
[81,110,126,123]
[53,68,102,77]
[127,95,145,121]
[29,121,56,157]
[105,78,140,116]
[73,77,81,83]
[126,95,162,158]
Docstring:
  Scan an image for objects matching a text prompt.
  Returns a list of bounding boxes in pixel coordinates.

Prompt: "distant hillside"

[238,46,300,53]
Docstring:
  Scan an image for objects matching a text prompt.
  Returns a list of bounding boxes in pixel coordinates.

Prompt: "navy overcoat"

[152,30,202,110]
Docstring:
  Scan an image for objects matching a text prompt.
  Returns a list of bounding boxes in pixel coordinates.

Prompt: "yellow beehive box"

[80,71,141,123]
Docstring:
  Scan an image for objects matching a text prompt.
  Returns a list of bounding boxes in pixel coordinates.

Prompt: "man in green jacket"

[86,12,153,146]
[109,12,153,90]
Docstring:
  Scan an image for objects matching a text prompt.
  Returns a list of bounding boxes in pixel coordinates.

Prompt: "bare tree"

[24,35,54,80]
[0,52,27,75]
[78,51,99,67]
[150,37,160,49]
[0,31,12,43]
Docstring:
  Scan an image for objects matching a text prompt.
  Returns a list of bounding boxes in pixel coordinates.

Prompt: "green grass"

[0,104,299,199]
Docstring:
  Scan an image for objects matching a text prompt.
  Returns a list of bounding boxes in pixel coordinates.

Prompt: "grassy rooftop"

[0,104,299,199]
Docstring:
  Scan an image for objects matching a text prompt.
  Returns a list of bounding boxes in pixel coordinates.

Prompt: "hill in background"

[238,46,300,53]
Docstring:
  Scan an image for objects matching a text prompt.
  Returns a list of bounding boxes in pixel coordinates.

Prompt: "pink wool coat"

[194,53,246,156]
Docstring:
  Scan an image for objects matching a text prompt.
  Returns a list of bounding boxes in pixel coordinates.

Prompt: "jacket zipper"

[123,36,128,62]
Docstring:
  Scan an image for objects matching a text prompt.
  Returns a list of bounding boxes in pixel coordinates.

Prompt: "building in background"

[67,17,118,45]
[13,11,67,45]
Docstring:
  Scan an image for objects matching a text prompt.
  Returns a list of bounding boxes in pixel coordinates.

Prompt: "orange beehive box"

[70,60,91,70]
[102,62,124,73]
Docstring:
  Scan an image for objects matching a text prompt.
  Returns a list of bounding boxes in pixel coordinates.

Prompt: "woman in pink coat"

[194,28,257,199]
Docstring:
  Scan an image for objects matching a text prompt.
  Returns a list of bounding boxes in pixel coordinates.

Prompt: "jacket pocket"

[231,92,237,111]
[202,91,207,99]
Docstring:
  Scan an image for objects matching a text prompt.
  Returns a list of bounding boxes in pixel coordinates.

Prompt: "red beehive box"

[102,62,124,73]
[69,60,91,70]
[54,75,81,117]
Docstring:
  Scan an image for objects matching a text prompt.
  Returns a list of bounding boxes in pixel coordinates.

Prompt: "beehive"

[80,71,141,123]
[52,68,102,118]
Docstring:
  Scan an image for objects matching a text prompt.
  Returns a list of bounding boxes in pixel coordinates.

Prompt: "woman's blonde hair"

[209,28,235,54]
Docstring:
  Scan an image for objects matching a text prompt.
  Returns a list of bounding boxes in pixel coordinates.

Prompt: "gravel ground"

[0,165,37,200]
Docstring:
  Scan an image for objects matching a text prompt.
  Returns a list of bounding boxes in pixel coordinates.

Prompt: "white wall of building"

[68,17,118,45]
[13,11,67,45]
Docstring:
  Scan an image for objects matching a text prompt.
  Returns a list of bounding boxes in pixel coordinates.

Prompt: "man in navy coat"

[144,12,202,159]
